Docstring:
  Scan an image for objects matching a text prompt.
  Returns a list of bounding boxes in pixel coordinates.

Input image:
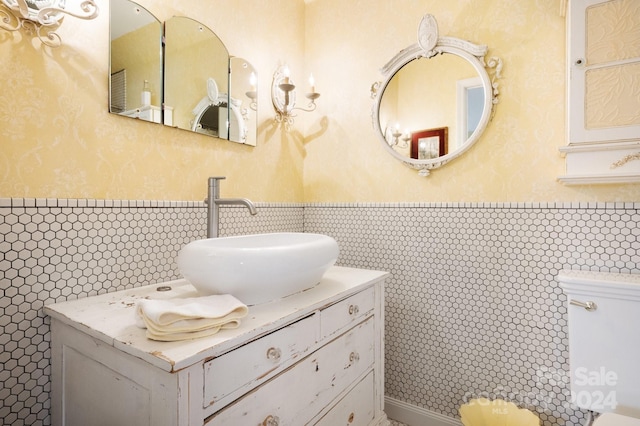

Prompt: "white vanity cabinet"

[121,105,163,123]
[45,266,389,426]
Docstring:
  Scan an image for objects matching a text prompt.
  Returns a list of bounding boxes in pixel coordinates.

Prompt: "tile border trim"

[0,198,638,210]
[0,198,305,209]
[304,201,640,209]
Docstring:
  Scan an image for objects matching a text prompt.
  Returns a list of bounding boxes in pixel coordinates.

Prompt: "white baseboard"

[385,396,462,426]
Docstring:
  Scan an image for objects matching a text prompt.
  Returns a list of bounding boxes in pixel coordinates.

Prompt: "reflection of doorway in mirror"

[467,87,484,137]
[456,77,484,149]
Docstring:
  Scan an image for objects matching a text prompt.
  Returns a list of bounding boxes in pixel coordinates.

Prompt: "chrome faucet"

[206,177,257,238]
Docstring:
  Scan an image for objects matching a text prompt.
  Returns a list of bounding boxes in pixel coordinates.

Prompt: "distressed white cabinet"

[45,266,389,426]
[560,0,640,184]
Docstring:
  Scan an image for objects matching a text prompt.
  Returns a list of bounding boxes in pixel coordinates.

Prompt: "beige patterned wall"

[1,0,638,202]
[0,0,306,202]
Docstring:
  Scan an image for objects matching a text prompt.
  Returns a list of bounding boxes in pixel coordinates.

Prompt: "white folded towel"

[136,294,248,341]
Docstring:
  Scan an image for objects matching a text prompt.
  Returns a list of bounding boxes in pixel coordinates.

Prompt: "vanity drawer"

[206,318,375,425]
[313,371,375,426]
[203,313,318,408]
[320,286,375,338]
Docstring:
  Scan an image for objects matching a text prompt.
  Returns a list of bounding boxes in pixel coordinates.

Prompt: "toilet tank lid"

[595,413,640,426]
[558,270,640,300]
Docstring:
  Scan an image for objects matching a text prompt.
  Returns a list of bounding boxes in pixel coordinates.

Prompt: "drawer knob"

[262,415,280,426]
[266,347,282,362]
[349,351,360,363]
[348,304,359,315]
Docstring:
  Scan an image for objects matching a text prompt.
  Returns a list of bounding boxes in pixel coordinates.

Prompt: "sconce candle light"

[271,64,320,128]
[0,0,99,46]
[245,72,257,111]
[401,129,411,149]
[391,123,403,146]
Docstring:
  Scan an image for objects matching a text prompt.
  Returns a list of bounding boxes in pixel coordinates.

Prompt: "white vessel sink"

[177,233,339,305]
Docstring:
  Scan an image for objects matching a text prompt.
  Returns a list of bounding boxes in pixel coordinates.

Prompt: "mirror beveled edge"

[108,0,258,146]
[371,13,503,177]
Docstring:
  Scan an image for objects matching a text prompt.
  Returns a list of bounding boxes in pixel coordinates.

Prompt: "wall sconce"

[388,123,409,149]
[391,126,402,146]
[0,0,99,47]
[271,64,320,128]
[245,72,257,111]
[400,129,411,149]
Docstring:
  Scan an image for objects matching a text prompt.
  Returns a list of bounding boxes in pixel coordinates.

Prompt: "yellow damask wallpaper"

[0,0,638,202]
[302,0,640,202]
[0,0,306,201]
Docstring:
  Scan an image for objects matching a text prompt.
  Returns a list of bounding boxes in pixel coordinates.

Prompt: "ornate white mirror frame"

[371,14,502,176]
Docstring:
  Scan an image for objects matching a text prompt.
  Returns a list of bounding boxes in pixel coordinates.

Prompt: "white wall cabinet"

[560,0,640,184]
[45,266,389,426]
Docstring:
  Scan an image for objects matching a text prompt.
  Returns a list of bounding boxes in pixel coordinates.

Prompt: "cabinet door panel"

[62,346,151,426]
[568,0,640,144]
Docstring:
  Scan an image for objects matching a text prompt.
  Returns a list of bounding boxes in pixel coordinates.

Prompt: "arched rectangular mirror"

[108,0,257,146]
[229,57,258,146]
[109,0,162,123]
[164,16,229,137]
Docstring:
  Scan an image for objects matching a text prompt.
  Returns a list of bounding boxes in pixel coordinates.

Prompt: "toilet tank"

[559,270,640,418]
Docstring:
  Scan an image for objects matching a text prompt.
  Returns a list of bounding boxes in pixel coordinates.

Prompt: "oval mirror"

[109,0,163,123]
[372,14,502,176]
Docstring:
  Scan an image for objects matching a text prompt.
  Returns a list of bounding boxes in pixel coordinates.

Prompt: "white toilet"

[559,270,640,426]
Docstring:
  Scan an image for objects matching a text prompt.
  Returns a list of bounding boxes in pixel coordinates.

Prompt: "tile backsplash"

[305,202,639,426]
[1,199,638,425]
[0,199,303,425]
